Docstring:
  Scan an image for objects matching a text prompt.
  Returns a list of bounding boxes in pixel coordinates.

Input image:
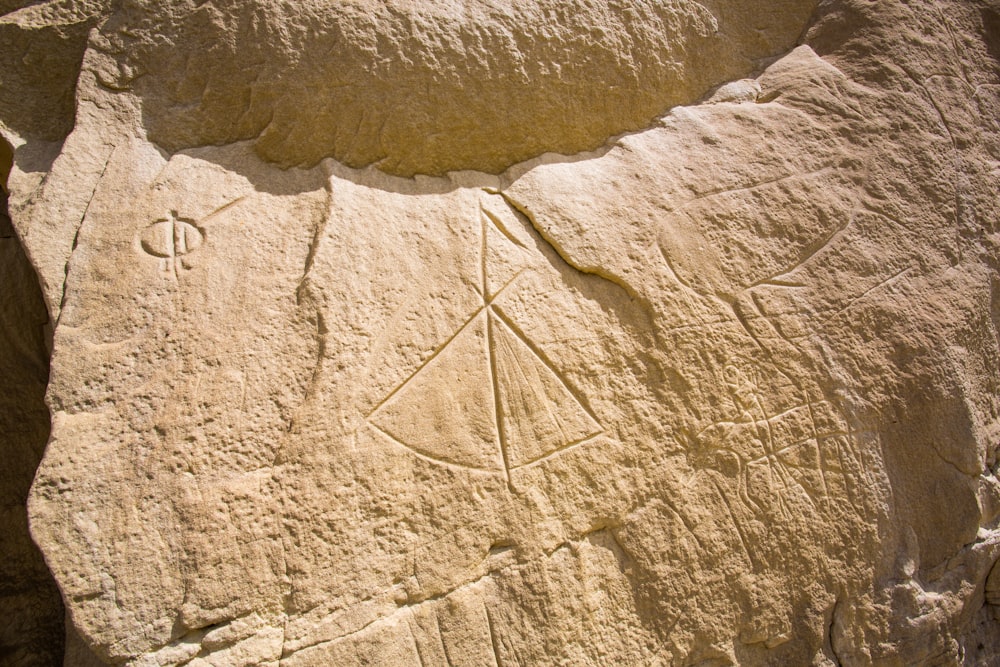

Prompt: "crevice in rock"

[55,147,112,329]
[488,188,642,305]
[0,134,64,664]
[827,597,843,666]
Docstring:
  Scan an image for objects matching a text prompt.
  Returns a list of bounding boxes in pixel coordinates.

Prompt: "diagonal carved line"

[746,205,856,290]
[666,163,848,213]
[492,319,571,447]
[199,195,248,225]
[366,306,485,416]
[746,430,849,465]
[365,274,521,435]
[484,270,526,308]
[708,476,767,570]
[509,431,604,471]
[481,202,527,249]
[489,306,602,428]
[746,450,821,513]
[495,189,639,302]
[813,266,913,327]
[367,421,501,473]
[367,195,600,480]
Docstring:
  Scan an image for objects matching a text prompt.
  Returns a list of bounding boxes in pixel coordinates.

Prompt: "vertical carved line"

[486,309,512,490]
[482,204,512,489]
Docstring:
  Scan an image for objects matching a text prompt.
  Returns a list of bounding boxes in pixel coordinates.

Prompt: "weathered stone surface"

[93,0,816,175]
[0,0,106,142]
[3,0,1000,665]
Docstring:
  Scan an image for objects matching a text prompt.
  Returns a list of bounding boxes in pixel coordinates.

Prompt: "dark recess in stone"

[0,137,64,666]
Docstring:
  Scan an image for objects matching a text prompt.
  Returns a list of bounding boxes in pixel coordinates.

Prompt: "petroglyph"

[369,198,602,484]
[139,210,204,278]
[693,363,861,520]
[18,3,1000,663]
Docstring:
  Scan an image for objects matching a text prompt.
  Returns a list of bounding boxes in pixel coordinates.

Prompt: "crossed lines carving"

[367,200,602,485]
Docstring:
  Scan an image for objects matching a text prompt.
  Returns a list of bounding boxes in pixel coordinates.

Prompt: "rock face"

[2,0,1000,665]
[96,0,816,175]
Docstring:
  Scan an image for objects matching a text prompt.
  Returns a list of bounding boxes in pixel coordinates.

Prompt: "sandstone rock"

[2,0,1000,665]
[0,0,106,142]
[93,0,816,175]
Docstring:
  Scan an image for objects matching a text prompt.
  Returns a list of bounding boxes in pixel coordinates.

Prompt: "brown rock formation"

[2,1,1000,665]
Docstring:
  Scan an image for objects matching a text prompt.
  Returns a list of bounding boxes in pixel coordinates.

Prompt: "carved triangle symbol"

[369,311,503,471]
[368,198,602,479]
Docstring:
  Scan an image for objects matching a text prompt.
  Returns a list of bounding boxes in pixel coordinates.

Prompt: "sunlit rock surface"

[2,0,1000,664]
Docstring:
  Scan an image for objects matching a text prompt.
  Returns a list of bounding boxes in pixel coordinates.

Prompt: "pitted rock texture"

[0,0,106,142]
[3,0,1000,666]
[94,0,816,175]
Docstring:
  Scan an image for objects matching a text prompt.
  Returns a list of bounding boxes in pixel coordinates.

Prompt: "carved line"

[484,604,504,667]
[288,608,393,659]
[657,494,708,553]
[480,204,489,302]
[707,475,766,570]
[408,617,428,667]
[481,194,602,452]
[491,314,571,447]
[834,429,865,512]
[700,393,851,517]
[200,195,248,225]
[657,319,734,334]
[745,204,858,290]
[482,205,516,487]
[144,210,203,279]
[814,266,913,327]
[510,432,605,471]
[486,309,513,488]
[747,453,821,513]
[367,269,524,419]
[730,299,765,350]
[489,305,602,429]
[368,198,601,479]
[666,164,845,214]
[761,429,852,464]
[487,271,527,310]
[364,269,526,473]
[806,398,832,503]
[367,421,500,474]
[740,403,828,515]
[366,305,485,417]
[481,203,527,250]
[492,190,640,302]
[730,374,807,519]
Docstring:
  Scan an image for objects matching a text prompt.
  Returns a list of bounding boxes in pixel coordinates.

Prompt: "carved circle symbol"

[140,212,203,259]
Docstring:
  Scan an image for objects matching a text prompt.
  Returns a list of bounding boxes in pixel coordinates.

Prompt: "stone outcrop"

[95,0,816,175]
[2,0,1000,665]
